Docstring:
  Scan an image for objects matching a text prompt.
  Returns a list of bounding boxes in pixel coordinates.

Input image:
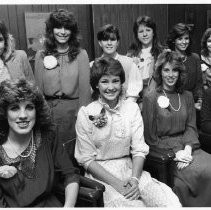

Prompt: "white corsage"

[157,95,169,109]
[43,55,58,70]
[201,63,209,72]
[0,165,17,179]
[0,59,4,69]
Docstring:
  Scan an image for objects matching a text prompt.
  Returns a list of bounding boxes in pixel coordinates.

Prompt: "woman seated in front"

[74,56,181,207]
[142,50,211,207]
[0,79,79,207]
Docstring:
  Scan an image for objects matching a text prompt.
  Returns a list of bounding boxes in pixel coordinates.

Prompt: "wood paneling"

[168,4,211,54]
[0,4,93,61]
[1,4,210,62]
[92,4,168,59]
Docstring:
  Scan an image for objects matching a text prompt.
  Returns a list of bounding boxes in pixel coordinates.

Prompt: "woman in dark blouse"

[166,23,203,110]
[0,79,79,207]
[142,50,211,207]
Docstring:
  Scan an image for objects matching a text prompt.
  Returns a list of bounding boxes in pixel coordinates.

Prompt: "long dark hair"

[0,21,9,60]
[44,9,80,61]
[127,15,163,60]
[0,79,53,144]
[166,23,192,56]
[201,28,211,57]
[153,50,186,93]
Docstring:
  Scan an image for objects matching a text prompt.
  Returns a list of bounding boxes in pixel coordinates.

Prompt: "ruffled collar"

[98,97,123,114]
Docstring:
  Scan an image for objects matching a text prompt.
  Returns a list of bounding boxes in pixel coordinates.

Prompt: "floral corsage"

[0,165,17,179]
[43,55,58,70]
[157,95,169,109]
[89,108,108,128]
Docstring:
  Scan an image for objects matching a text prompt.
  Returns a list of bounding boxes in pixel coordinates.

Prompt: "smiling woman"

[142,50,211,207]
[34,9,91,145]
[90,24,143,103]
[166,23,203,110]
[75,56,181,207]
[0,79,79,207]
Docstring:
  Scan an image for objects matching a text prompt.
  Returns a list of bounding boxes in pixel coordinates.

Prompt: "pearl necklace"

[8,133,34,158]
[163,89,181,112]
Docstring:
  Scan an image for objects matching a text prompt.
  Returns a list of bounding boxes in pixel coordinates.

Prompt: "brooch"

[89,108,108,128]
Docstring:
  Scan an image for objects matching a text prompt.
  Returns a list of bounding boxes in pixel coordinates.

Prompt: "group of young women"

[0,7,211,207]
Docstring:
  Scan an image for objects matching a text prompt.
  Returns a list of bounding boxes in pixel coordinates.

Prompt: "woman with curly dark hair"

[34,9,91,145]
[0,21,34,83]
[166,23,203,110]
[142,50,211,207]
[126,16,163,107]
[0,79,79,207]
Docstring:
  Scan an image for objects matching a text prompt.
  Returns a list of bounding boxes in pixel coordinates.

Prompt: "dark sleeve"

[0,187,7,207]
[34,51,44,94]
[142,92,184,153]
[142,93,160,146]
[182,91,200,150]
[78,49,91,108]
[50,129,80,187]
[20,50,35,82]
[201,88,211,133]
[193,53,203,100]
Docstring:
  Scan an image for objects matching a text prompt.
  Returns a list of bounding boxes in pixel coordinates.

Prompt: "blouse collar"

[98,96,123,114]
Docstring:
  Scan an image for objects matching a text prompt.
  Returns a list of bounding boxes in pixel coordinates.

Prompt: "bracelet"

[130,176,139,183]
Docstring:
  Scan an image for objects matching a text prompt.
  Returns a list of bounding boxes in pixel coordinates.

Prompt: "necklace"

[8,133,34,158]
[181,55,187,63]
[163,89,181,111]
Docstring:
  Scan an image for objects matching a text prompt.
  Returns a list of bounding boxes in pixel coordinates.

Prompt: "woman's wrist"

[130,176,139,184]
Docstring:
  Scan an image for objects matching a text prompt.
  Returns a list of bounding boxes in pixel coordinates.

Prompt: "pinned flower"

[201,63,209,72]
[0,59,4,69]
[43,55,58,70]
[0,165,17,179]
[89,108,108,128]
[157,95,169,109]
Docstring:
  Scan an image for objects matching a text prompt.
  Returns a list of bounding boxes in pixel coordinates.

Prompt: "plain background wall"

[0,4,210,64]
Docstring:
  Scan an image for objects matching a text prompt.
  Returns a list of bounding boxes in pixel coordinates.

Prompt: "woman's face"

[161,62,179,91]
[0,33,5,57]
[7,100,36,136]
[137,24,154,48]
[206,35,211,54]
[97,74,121,108]
[53,27,71,45]
[175,33,190,53]
[99,36,119,57]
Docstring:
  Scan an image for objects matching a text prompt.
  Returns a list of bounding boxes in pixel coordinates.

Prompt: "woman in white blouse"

[75,57,181,207]
[90,24,143,102]
[127,16,163,107]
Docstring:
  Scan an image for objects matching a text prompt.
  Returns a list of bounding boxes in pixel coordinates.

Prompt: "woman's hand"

[123,178,141,200]
[113,180,130,196]
[174,149,193,163]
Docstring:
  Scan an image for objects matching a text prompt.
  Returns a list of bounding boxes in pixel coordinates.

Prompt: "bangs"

[101,32,117,41]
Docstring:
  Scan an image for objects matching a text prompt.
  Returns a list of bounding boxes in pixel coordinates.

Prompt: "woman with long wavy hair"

[0,79,79,207]
[34,9,91,145]
[127,15,163,108]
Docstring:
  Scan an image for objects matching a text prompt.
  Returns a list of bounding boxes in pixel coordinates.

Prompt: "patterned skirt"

[85,157,181,207]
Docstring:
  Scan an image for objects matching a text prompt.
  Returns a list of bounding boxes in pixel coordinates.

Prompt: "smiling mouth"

[17,121,30,128]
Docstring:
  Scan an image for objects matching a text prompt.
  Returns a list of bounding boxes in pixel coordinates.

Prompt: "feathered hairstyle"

[44,9,80,61]
[0,79,52,144]
[0,21,15,62]
[201,28,211,57]
[97,24,120,41]
[153,50,186,93]
[90,57,125,100]
[127,15,163,60]
[166,23,192,55]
